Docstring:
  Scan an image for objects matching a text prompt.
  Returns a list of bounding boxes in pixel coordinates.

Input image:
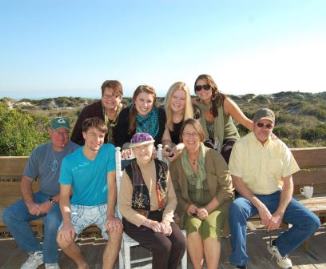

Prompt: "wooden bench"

[292,147,326,219]
[247,147,326,230]
[0,156,43,238]
[1,148,325,238]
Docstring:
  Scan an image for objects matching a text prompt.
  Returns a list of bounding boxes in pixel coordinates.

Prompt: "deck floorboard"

[1,226,325,269]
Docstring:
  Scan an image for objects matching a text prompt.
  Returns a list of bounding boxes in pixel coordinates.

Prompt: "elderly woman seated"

[170,118,234,269]
[118,132,186,269]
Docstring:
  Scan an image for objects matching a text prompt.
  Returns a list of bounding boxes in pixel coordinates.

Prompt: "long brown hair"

[194,74,226,118]
[129,85,157,134]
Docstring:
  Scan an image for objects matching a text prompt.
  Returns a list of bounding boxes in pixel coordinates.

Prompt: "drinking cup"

[300,186,314,198]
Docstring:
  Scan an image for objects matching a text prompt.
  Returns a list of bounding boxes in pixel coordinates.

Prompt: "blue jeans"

[3,191,62,263]
[229,191,320,267]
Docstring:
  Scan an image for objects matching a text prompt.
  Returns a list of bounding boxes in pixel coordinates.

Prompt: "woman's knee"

[152,238,172,257]
[172,233,186,253]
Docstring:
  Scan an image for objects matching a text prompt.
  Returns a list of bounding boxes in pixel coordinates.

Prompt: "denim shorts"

[60,204,109,239]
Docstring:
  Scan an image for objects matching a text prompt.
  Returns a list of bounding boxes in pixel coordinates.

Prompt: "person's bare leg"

[203,237,220,269]
[103,228,122,269]
[57,233,89,269]
[187,232,204,269]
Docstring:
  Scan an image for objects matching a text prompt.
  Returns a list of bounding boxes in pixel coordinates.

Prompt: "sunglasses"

[256,122,273,129]
[195,84,211,92]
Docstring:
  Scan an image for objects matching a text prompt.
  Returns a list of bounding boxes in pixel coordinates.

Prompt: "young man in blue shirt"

[57,117,122,269]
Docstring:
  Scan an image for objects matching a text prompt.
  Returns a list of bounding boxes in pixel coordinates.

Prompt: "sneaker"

[267,243,293,268]
[45,263,60,269]
[20,251,43,269]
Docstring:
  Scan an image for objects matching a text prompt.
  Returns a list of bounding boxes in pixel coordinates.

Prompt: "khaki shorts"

[185,203,228,240]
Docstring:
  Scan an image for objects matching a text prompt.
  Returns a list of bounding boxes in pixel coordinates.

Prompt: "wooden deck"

[1,224,325,269]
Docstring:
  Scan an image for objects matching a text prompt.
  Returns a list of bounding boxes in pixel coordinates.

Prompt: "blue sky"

[0,0,325,98]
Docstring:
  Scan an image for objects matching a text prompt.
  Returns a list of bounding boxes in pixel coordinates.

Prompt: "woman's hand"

[163,144,176,161]
[196,207,209,220]
[187,204,198,216]
[163,143,184,162]
[121,149,133,160]
[143,219,162,233]
[160,221,172,236]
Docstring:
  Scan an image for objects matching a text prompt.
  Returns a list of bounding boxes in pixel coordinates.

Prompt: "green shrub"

[0,104,48,155]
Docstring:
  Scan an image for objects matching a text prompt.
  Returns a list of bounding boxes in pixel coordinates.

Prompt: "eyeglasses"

[195,84,211,92]
[256,122,273,129]
[183,132,199,137]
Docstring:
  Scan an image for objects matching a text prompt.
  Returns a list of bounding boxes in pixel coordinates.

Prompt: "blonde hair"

[164,82,193,131]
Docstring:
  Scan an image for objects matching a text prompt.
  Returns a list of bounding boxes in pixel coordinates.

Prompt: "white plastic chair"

[115,145,187,269]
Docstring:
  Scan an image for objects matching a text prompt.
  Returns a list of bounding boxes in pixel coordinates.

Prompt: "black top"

[113,106,166,148]
[71,101,105,145]
[169,121,183,145]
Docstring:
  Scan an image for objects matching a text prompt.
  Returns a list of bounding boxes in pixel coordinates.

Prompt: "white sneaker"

[267,243,293,268]
[20,251,43,269]
[45,263,60,269]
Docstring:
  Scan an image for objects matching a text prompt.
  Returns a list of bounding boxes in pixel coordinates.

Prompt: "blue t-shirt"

[24,141,79,196]
[59,143,116,206]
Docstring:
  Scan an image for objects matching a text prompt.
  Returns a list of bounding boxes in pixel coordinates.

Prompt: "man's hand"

[106,216,123,233]
[267,212,283,231]
[257,203,272,226]
[58,222,76,244]
[25,201,42,216]
[38,201,53,214]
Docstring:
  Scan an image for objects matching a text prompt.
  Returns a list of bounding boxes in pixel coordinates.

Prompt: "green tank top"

[197,102,240,144]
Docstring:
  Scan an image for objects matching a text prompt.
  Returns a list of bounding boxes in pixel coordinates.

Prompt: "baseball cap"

[253,108,275,123]
[50,117,70,130]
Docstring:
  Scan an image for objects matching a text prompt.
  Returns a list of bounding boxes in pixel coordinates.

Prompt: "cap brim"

[52,126,69,130]
[129,140,155,148]
[257,117,274,123]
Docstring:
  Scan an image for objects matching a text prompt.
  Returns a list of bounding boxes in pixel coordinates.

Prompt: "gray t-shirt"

[24,141,79,196]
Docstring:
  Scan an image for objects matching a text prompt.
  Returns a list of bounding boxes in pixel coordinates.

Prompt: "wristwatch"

[49,197,56,205]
